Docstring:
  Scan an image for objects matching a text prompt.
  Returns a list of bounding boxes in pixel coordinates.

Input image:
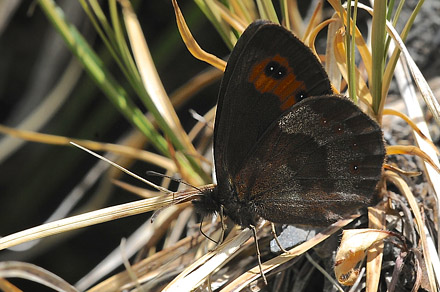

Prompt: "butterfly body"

[194,20,385,229]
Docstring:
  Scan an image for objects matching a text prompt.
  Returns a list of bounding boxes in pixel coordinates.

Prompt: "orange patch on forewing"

[248,54,307,111]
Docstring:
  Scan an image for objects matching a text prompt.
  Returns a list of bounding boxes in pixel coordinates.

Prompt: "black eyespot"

[264,61,286,79]
[333,124,344,134]
[295,90,308,103]
[350,162,360,174]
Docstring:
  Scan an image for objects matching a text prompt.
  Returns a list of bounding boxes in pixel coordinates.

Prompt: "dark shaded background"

[0,0,439,290]
[0,1,227,289]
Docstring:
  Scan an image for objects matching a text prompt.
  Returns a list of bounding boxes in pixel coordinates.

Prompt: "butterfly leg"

[271,223,288,253]
[216,205,226,247]
[199,218,218,244]
[250,224,267,285]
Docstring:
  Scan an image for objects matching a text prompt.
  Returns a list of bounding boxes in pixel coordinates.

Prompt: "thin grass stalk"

[38,0,169,157]
[381,0,425,115]
[40,0,209,183]
[256,0,279,23]
[350,1,358,101]
[194,0,235,49]
[345,0,352,98]
[281,0,290,30]
[346,0,359,101]
[370,0,387,115]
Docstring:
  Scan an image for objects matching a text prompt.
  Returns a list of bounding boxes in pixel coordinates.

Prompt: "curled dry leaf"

[334,229,391,285]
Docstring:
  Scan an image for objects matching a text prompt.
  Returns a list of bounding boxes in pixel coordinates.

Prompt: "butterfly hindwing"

[232,96,385,225]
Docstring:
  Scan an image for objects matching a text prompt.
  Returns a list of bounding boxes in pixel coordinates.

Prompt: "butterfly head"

[193,185,259,228]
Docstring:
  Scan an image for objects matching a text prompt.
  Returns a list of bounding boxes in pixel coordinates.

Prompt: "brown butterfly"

[194,20,385,231]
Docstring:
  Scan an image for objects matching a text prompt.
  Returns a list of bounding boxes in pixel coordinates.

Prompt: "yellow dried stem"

[327,0,373,82]
[383,108,439,155]
[386,171,437,292]
[221,216,358,291]
[0,124,175,170]
[211,0,247,33]
[387,145,440,174]
[172,0,226,72]
[366,207,386,292]
[302,1,323,41]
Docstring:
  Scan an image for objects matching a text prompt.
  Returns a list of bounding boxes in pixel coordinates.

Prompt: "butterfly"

[194,20,385,235]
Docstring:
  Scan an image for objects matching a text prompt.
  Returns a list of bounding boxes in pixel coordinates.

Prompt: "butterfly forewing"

[214,20,332,186]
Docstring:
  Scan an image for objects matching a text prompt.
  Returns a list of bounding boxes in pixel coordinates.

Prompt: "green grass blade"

[38,0,169,157]
[370,0,387,115]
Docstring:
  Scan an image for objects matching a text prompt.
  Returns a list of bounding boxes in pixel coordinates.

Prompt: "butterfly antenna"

[70,142,171,194]
[146,170,203,193]
[250,225,267,285]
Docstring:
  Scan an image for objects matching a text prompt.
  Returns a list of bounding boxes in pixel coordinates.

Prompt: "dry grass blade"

[327,0,373,83]
[171,0,226,71]
[391,32,440,125]
[386,171,437,292]
[306,18,336,55]
[221,216,358,291]
[211,0,247,33]
[393,43,440,257]
[334,229,391,286]
[87,224,210,291]
[383,109,440,155]
[0,124,175,170]
[163,228,253,291]
[0,59,81,164]
[75,205,184,291]
[0,278,21,292]
[119,0,200,163]
[393,55,440,291]
[188,106,216,142]
[386,145,440,174]
[0,193,188,251]
[325,17,343,92]
[383,164,422,177]
[170,67,223,109]
[0,261,78,292]
[357,2,440,124]
[285,0,303,34]
[332,31,373,107]
[366,207,386,292]
[229,0,257,24]
[112,179,161,199]
[302,1,323,41]
[305,252,344,292]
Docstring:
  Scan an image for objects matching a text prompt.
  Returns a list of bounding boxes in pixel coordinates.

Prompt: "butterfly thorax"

[193,184,259,228]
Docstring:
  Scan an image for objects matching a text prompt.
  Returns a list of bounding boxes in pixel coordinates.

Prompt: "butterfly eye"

[264,61,287,79]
